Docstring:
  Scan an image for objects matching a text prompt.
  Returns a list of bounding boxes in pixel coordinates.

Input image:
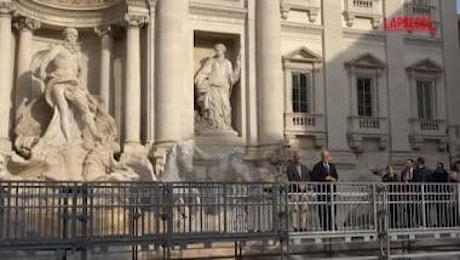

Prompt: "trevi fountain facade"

[0,0,459,182]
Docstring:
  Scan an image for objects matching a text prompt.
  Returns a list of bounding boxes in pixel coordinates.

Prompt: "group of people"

[286,149,338,232]
[285,149,460,232]
[381,158,460,228]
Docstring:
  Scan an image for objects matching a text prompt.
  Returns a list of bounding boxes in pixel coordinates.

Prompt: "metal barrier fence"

[0,181,459,259]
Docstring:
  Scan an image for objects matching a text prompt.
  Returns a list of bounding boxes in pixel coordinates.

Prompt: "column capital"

[94,25,112,38]
[13,17,41,32]
[0,1,15,17]
[124,13,148,28]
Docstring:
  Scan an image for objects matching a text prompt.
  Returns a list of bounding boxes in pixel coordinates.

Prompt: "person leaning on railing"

[311,149,338,231]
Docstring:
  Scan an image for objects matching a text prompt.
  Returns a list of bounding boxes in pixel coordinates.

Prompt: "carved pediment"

[283,46,322,64]
[407,58,443,73]
[345,53,385,70]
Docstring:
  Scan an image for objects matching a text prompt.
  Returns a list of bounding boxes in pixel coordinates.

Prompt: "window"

[416,80,434,119]
[292,72,311,113]
[357,77,373,117]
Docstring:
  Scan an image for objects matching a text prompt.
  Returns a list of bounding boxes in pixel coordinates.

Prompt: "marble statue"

[194,43,241,134]
[0,154,22,180]
[10,28,138,182]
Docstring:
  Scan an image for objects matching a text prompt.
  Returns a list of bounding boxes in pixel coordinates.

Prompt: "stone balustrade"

[343,0,382,28]
[410,118,447,137]
[284,113,325,134]
[347,116,389,151]
[347,116,388,135]
[352,0,373,11]
[409,118,447,151]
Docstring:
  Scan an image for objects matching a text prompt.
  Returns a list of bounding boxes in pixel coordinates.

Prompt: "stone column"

[94,25,113,113]
[123,14,146,154]
[256,0,284,145]
[0,2,14,152]
[155,0,189,144]
[14,17,40,108]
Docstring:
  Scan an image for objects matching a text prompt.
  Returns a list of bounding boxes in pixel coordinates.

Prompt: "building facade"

[0,0,459,180]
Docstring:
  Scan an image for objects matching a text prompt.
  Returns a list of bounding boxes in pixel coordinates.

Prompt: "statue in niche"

[194,43,241,134]
[9,27,138,181]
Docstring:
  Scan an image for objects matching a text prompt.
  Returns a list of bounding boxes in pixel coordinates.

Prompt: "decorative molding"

[406,58,443,75]
[190,2,247,21]
[13,16,41,31]
[94,25,111,37]
[283,46,322,64]
[280,0,320,23]
[32,0,120,11]
[345,52,386,71]
[13,0,127,28]
[404,34,443,48]
[281,21,323,35]
[124,13,148,27]
[343,28,385,42]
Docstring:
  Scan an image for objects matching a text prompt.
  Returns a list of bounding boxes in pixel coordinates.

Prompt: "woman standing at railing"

[382,165,399,229]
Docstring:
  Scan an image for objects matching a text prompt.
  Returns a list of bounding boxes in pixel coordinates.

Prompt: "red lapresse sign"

[383,16,437,34]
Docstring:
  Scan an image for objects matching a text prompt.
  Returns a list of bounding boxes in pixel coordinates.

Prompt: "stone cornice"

[403,34,443,48]
[281,21,323,36]
[13,0,126,28]
[343,28,385,42]
[190,2,247,21]
[13,16,41,31]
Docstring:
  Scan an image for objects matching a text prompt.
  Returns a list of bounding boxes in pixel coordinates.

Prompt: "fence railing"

[0,181,459,259]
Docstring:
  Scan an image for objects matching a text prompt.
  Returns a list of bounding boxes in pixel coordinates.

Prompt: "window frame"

[356,76,375,117]
[415,79,436,119]
[291,71,313,114]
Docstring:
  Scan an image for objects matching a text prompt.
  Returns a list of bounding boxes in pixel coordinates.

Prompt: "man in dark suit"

[400,159,415,182]
[414,157,432,227]
[286,150,310,231]
[311,149,338,231]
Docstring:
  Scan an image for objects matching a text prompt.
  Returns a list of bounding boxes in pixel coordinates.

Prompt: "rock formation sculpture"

[9,27,138,181]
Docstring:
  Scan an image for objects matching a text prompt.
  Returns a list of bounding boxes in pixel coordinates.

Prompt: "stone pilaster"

[94,25,113,113]
[384,0,410,152]
[0,2,14,152]
[14,17,41,108]
[123,14,147,155]
[256,0,284,146]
